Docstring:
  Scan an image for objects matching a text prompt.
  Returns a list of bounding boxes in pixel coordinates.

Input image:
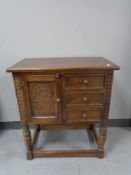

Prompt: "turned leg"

[97,125,107,158]
[22,124,33,160]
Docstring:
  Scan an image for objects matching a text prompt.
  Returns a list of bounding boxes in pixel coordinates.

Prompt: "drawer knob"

[55,73,60,78]
[82,113,87,118]
[83,97,87,101]
[84,79,88,84]
[56,98,60,102]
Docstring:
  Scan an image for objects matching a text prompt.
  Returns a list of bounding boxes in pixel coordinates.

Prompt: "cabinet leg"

[97,126,107,159]
[22,125,33,160]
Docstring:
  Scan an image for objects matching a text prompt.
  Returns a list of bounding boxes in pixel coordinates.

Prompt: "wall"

[0,0,131,121]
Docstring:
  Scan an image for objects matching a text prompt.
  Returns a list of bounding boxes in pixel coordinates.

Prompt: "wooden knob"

[82,113,87,118]
[55,73,60,78]
[84,79,88,84]
[56,98,60,102]
[83,97,87,101]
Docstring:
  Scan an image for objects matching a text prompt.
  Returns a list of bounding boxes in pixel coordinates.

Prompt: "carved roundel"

[28,82,57,116]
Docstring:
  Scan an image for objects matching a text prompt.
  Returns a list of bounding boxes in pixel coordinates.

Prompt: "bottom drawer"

[65,110,102,123]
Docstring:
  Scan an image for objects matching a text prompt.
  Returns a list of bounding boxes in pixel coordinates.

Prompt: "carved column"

[97,126,107,158]
[103,71,113,128]
[22,125,33,160]
[97,71,113,158]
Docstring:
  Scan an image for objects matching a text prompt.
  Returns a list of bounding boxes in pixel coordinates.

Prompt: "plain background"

[0,0,131,122]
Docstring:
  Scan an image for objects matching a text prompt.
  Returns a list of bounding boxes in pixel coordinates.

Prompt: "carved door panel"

[22,75,62,123]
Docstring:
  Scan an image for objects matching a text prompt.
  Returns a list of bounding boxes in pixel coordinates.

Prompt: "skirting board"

[0,119,131,130]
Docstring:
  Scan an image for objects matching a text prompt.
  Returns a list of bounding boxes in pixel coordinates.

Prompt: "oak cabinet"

[7,57,119,159]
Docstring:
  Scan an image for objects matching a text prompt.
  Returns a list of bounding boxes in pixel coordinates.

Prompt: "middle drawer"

[65,93,105,107]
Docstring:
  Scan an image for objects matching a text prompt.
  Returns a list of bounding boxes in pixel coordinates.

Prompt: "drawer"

[65,74,105,89]
[65,93,105,107]
[66,110,102,122]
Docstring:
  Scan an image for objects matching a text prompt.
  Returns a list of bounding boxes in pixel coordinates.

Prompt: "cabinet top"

[7,57,120,72]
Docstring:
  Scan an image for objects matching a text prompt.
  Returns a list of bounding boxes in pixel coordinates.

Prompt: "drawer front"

[65,74,105,89]
[65,93,105,107]
[66,110,102,123]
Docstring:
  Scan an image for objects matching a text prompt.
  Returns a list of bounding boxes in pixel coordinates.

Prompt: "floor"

[0,127,131,175]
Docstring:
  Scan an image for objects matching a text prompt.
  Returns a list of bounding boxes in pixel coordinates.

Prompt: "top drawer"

[64,74,105,89]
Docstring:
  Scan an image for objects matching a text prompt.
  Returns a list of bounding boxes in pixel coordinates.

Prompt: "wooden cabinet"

[7,57,119,159]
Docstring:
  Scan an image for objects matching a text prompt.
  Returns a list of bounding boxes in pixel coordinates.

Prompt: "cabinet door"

[22,74,62,123]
